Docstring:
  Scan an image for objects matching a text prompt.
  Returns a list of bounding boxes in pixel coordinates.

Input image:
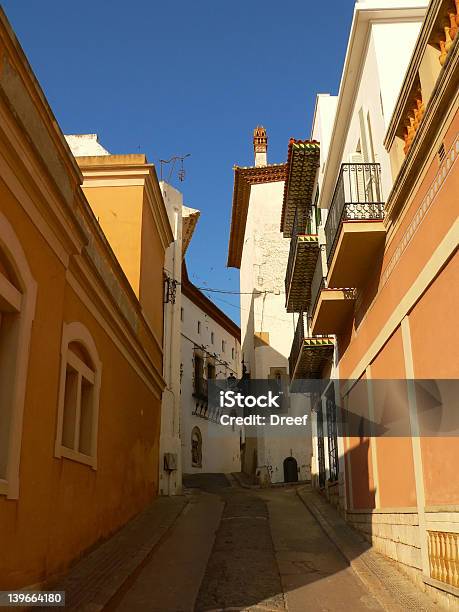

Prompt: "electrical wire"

[164,267,286,296]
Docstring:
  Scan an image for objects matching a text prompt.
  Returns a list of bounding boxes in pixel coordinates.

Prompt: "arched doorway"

[283,456,298,483]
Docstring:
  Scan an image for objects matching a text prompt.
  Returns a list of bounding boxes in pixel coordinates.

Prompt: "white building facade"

[180,265,242,474]
[159,182,199,495]
[228,128,312,485]
[306,0,428,507]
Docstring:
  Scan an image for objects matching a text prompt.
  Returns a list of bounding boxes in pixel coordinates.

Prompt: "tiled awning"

[291,336,335,380]
[281,139,320,238]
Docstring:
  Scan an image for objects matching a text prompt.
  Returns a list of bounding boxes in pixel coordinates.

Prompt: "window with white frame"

[56,322,101,468]
[0,213,36,499]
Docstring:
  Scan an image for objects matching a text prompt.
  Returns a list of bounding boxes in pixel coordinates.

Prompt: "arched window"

[0,212,37,499]
[191,426,202,468]
[55,322,102,469]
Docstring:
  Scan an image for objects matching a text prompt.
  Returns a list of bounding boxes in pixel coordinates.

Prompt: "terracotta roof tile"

[281,139,320,237]
[227,163,287,268]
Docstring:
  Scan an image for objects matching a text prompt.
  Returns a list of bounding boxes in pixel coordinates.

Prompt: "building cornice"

[182,262,241,341]
[385,41,459,226]
[0,8,83,197]
[384,0,444,149]
[227,163,287,268]
[182,207,200,258]
[76,157,174,251]
[317,1,428,210]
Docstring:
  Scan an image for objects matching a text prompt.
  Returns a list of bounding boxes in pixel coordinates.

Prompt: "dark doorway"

[283,456,298,483]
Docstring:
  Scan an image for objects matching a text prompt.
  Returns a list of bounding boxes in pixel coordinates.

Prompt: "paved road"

[113,475,386,611]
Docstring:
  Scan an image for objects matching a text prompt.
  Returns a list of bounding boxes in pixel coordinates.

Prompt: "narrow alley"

[108,475,435,612]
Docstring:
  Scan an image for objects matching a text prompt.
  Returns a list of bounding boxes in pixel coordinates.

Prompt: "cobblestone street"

[109,475,437,612]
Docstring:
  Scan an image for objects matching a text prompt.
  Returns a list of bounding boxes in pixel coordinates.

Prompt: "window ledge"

[56,446,97,470]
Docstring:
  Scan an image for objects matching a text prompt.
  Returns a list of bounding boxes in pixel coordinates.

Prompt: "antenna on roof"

[159,154,191,182]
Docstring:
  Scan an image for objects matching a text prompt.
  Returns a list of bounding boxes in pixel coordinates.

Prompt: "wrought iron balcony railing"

[193,376,208,402]
[309,251,326,321]
[289,311,307,379]
[324,163,384,264]
[285,207,312,295]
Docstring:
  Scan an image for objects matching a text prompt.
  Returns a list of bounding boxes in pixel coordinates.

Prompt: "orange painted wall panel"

[409,252,459,506]
[370,328,416,508]
[345,375,377,510]
[339,111,459,380]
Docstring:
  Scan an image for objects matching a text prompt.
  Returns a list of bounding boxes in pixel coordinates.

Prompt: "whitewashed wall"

[239,179,312,484]
[159,182,184,495]
[180,293,242,474]
[340,20,423,200]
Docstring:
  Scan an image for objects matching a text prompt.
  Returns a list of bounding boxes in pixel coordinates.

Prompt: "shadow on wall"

[240,293,309,485]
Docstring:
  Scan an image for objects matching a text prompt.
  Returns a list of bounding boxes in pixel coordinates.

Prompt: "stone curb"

[34,496,188,611]
[296,486,437,612]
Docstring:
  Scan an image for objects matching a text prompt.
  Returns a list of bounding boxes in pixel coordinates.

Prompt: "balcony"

[324,163,385,289]
[193,376,208,402]
[289,312,334,381]
[280,139,320,237]
[309,250,356,336]
[285,208,319,313]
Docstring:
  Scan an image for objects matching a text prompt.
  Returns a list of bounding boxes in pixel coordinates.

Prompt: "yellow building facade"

[0,9,172,589]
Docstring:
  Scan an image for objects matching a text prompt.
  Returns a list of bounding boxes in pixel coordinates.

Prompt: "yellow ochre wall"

[81,184,144,295]
[0,174,163,588]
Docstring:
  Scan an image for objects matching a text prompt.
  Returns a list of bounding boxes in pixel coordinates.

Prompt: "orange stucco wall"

[345,374,377,510]
[338,107,458,512]
[409,251,459,506]
[339,110,459,382]
[0,170,163,588]
[370,328,416,508]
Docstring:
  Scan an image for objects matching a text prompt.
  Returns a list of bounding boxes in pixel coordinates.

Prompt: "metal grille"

[324,163,384,264]
[317,405,326,489]
[326,387,339,483]
[289,311,306,378]
[309,252,325,321]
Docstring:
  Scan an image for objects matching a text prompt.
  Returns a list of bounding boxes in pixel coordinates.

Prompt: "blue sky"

[3,1,354,325]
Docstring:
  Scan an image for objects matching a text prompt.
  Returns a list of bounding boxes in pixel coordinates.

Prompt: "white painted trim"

[67,350,95,384]
[365,365,381,508]
[401,316,429,575]
[0,212,37,499]
[55,321,102,470]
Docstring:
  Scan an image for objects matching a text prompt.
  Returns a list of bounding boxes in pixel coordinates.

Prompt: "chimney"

[253,126,267,167]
